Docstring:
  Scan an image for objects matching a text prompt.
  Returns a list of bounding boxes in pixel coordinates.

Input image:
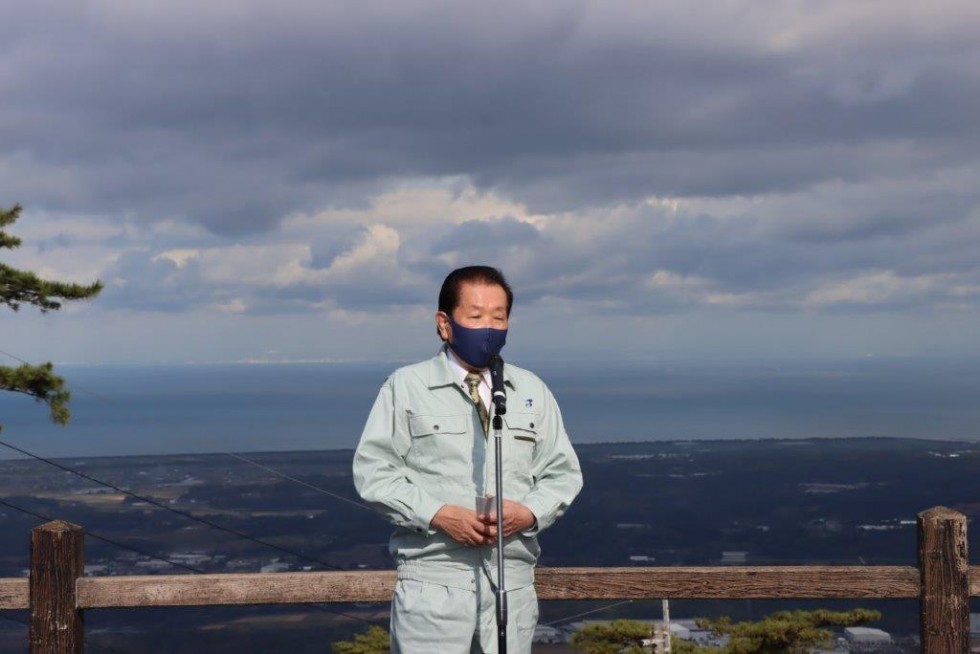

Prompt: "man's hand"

[479,499,536,538]
[430,505,492,546]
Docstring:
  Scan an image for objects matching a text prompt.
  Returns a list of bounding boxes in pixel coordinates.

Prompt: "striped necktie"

[465,372,490,436]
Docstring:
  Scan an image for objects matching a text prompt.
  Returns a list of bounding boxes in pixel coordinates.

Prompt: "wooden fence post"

[918,506,969,654]
[29,520,85,654]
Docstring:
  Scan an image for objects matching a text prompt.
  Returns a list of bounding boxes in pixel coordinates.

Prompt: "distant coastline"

[2,359,980,459]
[2,435,978,464]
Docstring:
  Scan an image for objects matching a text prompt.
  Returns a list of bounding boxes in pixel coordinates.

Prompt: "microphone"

[489,355,507,416]
[488,353,508,653]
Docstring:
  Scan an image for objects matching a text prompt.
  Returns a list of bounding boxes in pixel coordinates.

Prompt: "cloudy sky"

[3,0,980,365]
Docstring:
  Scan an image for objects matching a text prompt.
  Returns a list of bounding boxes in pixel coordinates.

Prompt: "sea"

[2,355,980,460]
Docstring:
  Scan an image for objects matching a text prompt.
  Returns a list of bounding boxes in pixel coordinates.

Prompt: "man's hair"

[438,266,514,317]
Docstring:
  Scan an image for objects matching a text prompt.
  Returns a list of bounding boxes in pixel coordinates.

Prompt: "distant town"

[1,437,979,652]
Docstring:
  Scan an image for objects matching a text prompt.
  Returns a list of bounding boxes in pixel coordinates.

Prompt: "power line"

[2,347,372,517]
[222,451,373,513]
[0,351,387,631]
[1,347,369,514]
[0,348,116,404]
[0,497,380,627]
[223,440,652,634]
[542,599,635,626]
[1,348,638,641]
[0,352,384,576]
[0,613,27,629]
[0,497,200,574]
[0,348,30,366]
[0,438,346,572]
[0,608,130,654]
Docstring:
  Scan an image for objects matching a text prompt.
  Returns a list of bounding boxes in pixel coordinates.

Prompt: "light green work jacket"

[353,347,583,591]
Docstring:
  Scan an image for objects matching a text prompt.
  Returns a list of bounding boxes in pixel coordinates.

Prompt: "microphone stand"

[489,355,508,654]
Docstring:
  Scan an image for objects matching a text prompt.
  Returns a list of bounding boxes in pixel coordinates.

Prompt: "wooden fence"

[1,506,976,653]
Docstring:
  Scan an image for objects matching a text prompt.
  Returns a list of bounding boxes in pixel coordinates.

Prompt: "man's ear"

[435,311,452,341]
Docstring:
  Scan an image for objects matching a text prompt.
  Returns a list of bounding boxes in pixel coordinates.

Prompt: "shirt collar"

[445,345,490,388]
[428,343,517,390]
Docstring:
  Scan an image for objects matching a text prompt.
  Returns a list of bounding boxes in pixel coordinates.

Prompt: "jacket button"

[529,423,535,428]
[433,424,439,430]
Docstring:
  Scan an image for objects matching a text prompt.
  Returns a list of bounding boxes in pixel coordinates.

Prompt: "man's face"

[436,281,509,342]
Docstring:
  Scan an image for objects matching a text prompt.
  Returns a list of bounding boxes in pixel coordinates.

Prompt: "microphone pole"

[489,355,508,654]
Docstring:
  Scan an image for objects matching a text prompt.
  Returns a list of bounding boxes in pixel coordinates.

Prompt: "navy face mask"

[447,316,507,369]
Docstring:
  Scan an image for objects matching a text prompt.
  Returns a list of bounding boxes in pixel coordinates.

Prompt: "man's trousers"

[390,575,538,654]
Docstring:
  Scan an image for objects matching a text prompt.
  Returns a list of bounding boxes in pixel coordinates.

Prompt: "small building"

[845,626,892,651]
[532,625,564,644]
[672,619,729,648]
[720,551,748,565]
[134,559,174,572]
[260,561,291,573]
[669,622,690,639]
[169,551,212,566]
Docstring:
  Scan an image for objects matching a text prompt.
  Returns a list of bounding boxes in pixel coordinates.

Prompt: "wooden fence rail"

[0,506,976,653]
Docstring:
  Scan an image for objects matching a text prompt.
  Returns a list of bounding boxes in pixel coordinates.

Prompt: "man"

[353,265,583,653]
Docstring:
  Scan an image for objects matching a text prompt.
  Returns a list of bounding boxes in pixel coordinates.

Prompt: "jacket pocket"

[406,414,470,472]
[503,412,538,475]
[408,414,467,438]
[504,412,538,438]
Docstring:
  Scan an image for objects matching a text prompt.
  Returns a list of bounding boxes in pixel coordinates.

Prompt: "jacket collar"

[428,344,517,391]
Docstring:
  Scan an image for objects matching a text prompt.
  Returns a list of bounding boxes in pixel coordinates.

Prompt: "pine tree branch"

[1,204,103,313]
[1,203,99,431]
[0,362,72,427]
[0,263,104,312]
[0,204,24,248]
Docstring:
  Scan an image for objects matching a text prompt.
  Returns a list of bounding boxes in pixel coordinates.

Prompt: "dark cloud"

[3,1,980,327]
[99,251,213,312]
[3,1,980,234]
[422,189,980,315]
[98,249,323,315]
[321,277,431,312]
[309,227,367,269]
[431,217,541,254]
